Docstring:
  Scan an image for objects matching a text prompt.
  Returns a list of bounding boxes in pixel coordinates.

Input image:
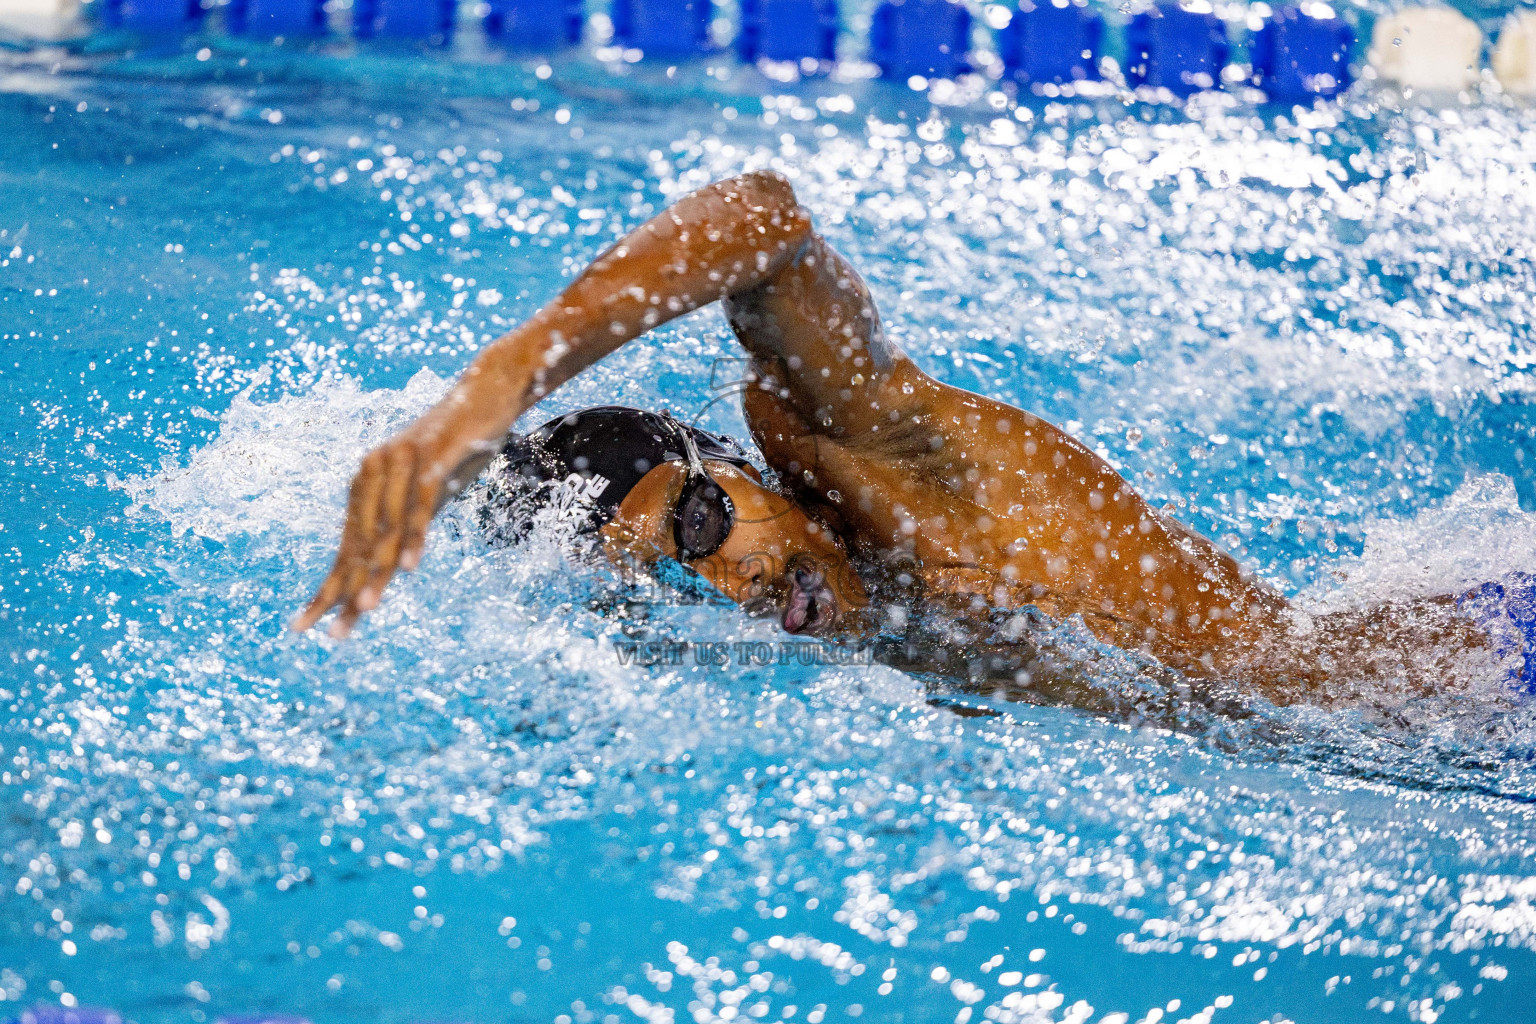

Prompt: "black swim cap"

[492,406,754,536]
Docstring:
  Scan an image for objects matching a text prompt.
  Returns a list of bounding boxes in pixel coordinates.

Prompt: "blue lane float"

[610,0,713,56]
[869,0,971,80]
[352,0,456,39]
[737,0,838,64]
[227,0,326,36]
[998,0,1102,86]
[1126,1,1229,95]
[483,0,582,47]
[1250,3,1354,101]
[3,1007,123,1024]
[98,0,203,31]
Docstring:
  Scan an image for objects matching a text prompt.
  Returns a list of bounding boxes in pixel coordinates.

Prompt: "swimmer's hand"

[290,412,499,637]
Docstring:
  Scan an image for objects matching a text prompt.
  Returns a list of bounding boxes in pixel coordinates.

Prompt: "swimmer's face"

[601,460,868,634]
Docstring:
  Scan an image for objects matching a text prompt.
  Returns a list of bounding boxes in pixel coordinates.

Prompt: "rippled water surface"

[3,29,1536,1024]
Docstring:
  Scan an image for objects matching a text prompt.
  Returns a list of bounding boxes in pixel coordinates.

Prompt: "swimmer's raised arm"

[294,170,814,635]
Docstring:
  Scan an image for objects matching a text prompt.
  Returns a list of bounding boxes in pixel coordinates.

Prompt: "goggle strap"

[661,410,707,479]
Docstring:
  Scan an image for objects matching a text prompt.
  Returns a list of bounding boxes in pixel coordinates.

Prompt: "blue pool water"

[4,27,1536,1024]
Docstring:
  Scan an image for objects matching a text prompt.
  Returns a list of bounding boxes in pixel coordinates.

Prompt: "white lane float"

[1493,8,1536,96]
[1368,5,1485,91]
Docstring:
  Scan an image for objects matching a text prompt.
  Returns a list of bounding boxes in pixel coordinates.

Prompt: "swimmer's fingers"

[399,472,442,574]
[327,448,403,635]
[291,448,390,634]
[356,444,418,612]
[294,434,460,634]
[292,570,345,634]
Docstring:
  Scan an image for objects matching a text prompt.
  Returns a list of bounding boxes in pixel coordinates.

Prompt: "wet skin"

[293,171,1483,704]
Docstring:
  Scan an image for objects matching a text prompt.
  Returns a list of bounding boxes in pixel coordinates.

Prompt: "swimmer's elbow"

[734,168,797,204]
[727,170,811,232]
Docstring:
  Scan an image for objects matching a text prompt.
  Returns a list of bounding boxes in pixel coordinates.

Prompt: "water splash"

[1300,472,1536,610]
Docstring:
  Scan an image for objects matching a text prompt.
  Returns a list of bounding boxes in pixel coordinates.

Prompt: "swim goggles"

[663,412,736,563]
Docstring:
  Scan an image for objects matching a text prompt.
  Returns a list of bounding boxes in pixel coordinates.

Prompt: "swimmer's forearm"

[439,170,814,438]
[296,171,811,636]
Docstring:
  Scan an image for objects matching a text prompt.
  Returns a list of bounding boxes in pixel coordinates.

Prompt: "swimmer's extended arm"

[294,171,814,635]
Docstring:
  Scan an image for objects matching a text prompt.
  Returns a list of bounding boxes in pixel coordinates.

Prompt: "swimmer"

[292,171,1534,707]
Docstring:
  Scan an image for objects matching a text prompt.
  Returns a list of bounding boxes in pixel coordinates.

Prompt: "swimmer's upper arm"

[725,231,925,442]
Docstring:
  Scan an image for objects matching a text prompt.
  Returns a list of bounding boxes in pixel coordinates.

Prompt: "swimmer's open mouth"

[782,563,838,635]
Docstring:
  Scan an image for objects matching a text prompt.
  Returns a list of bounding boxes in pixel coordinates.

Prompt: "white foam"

[1299,473,1536,610]
[120,369,448,548]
